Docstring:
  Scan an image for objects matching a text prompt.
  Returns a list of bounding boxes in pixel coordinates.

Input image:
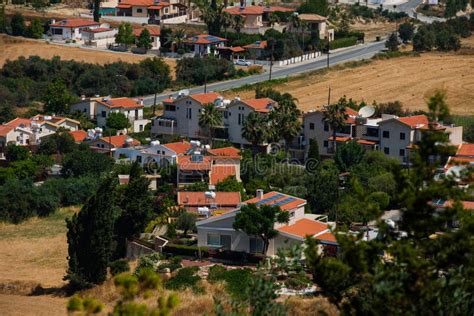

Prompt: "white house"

[184,34,227,56]
[70,97,149,133]
[90,134,141,152]
[197,190,337,256]
[82,27,118,48]
[49,18,101,41]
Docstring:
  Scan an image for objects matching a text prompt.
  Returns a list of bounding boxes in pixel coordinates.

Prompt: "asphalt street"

[142,41,386,106]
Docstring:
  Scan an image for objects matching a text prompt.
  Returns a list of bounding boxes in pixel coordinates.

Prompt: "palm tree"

[165,28,186,52]
[322,102,349,154]
[270,98,301,161]
[242,111,268,159]
[233,14,245,39]
[222,12,233,39]
[268,13,280,29]
[198,103,222,146]
[300,20,308,52]
[288,13,301,33]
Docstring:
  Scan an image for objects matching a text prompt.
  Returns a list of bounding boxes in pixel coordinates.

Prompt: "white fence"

[251,52,323,67]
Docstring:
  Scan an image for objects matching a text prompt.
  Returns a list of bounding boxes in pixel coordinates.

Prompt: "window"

[223,111,228,119]
[400,132,406,140]
[383,131,390,138]
[165,104,176,111]
[324,123,329,132]
[207,233,220,246]
[136,8,142,13]
[101,111,106,118]
[399,149,405,157]
[365,127,379,137]
[164,8,169,13]
[136,156,142,163]
[139,124,143,132]
[384,147,390,155]
[323,140,328,147]
[238,113,244,125]
[249,237,264,253]
[135,109,139,120]
[220,235,231,250]
[289,211,295,218]
[186,108,192,119]
[309,123,315,130]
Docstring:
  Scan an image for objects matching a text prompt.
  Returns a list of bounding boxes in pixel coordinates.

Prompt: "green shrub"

[329,37,357,50]
[207,265,227,283]
[135,253,162,275]
[110,259,130,276]
[165,267,203,293]
[157,262,182,272]
[207,266,253,300]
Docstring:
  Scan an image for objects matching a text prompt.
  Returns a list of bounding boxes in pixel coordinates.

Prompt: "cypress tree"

[65,176,118,289]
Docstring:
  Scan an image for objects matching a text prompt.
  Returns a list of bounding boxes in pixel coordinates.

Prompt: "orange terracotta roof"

[357,139,378,145]
[6,117,32,128]
[398,115,430,128]
[99,135,140,148]
[328,136,351,142]
[189,92,221,104]
[162,141,192,155]
[0,125,14,137]
[345,107,358,116]
[97,97,143,109]
[69,130,88,142]
[148,3,169,9]
[116,0,157,6]
[224,5,264,15]
[177,191,241,206]
[184,34,227,45]
[50,18,100,28]
[133,26,160,37]
[298,13,327,22]
[243,40,267,49]
[241,98,275,113]
[83,27,114,33]
[245,191,306,211]
[278,218,330,239]
[315,231,337,243]
[177,155,213,171]
[116,3,132,8]
[208,147,241,158]
[457,143,474,157]
[445,156,474,169]
[217,46,246,53]
[209,165,236,185]
[264,6,295,13]
[442,200,474,210]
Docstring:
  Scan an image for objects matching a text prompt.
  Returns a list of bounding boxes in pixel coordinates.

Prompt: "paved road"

[143,41,386,106]
[385,0,445,23]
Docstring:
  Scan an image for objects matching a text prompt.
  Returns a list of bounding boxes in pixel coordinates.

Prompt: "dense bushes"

[413,17,470,52]
[0,56,171,115]
[61,149,114,177]
[163,243,210,258]
[329,37,357,50]
[176,57,236,85]
[164,266,203,293]
[207,266,253,300]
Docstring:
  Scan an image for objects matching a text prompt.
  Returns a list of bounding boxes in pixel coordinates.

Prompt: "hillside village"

[0,0,474,314]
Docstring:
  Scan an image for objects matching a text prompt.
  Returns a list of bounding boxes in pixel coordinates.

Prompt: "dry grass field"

[224,36,474,115]
[0,34,177,77]
[0,207,78,316]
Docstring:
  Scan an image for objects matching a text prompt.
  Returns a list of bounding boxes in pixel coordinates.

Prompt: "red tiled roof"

[162,141,192,155]
[444,156,474,169]
[50,18,100,28]
[263,6,295,13]
[457,143,474,157]
[224,5,264,15]
[298,13,327,22]
[245,191,306,211]
[0,125,14,137]
[116,0,160,6]
[116,3,132,8]
[316,231,337,243]
[243,40,267,49]
[443,200,474,210]
[5,117,32,128]
[148,3,169,9]
[177,155,213,171]
[241,98,275,113]
[217,46,246,53]
[83,27,114,33]
[345,107,358,116]
[189,92,221,104]
[133,26,161,37]
[99,135,140,148]
[209,165,236,185]
[177,191,241,206]
[328,136,351,142]
[208,147,241,158]
[357,139,378,145]
[184,34,227,45]
[398,115,430,128]
[97,97,143,109]
[69,130,88,142]
[278,218,330,239]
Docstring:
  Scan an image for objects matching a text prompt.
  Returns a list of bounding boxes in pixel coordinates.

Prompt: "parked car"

[235,59,251,66]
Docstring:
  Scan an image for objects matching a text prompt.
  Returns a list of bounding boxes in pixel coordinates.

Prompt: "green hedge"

[329,37,358,50]
[207,266,253,300]
[163,244,210,258]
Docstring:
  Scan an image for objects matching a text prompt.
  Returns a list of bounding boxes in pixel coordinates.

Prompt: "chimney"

[140,98,144,106]
[51,19,56,24]
[256,189,264,200]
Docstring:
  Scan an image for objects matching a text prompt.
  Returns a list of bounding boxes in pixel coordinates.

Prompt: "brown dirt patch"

[224,39,474,115]
[0,34,177,77]
[0,294,67,316]
[351,20,397,42]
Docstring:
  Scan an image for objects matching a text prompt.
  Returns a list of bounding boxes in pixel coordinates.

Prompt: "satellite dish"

[358,105,376,118]
[178,89,190,96]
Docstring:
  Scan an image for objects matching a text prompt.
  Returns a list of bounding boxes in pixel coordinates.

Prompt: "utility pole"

[268,39,275,81]
[204,72,208,93]
[327,86,331,106]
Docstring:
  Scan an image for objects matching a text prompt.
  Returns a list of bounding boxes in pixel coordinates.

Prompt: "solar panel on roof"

[254,193,284,206]
[274,197,296,207]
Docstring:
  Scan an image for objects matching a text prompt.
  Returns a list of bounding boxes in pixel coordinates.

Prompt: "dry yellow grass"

[0,34,177,77]
[224,37,474,115]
